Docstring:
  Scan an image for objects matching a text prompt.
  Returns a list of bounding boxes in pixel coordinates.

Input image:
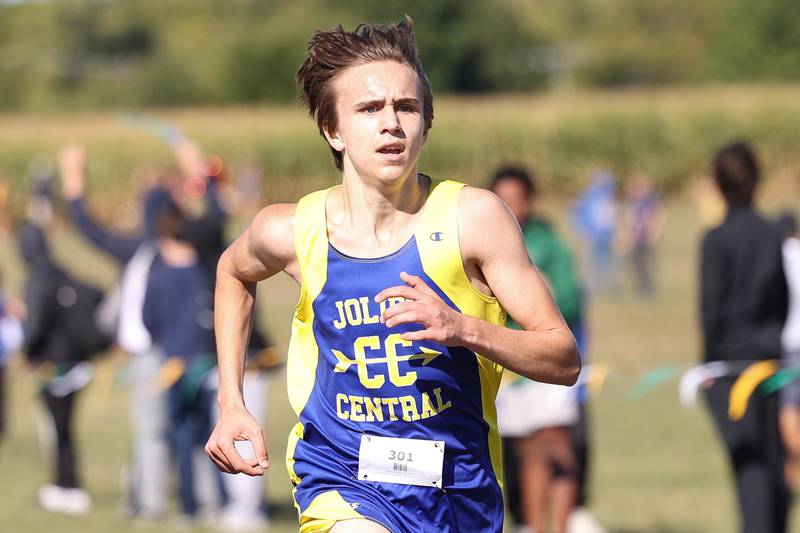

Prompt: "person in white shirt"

[778,213,800,489]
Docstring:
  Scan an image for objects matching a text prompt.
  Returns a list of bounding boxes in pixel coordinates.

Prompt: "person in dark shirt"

[142,199,219,521]
[17,221,103,515]
[701,141,790,533]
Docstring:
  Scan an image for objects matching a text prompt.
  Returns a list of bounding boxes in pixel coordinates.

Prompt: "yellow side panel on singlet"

[414,180,507,490]
[286,188,331,487]
[299,490,365,532]
[287,188,330,416]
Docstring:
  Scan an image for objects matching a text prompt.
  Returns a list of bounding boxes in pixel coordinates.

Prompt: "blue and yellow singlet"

[285,179,506,532]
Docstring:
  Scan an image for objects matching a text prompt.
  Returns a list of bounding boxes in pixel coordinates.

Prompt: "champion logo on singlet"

[429,232,445,242]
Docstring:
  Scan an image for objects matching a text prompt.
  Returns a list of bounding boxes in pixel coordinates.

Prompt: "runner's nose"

[380,107,402,134]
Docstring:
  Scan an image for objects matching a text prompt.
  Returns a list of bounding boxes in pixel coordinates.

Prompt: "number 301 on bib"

[357,434,445,488]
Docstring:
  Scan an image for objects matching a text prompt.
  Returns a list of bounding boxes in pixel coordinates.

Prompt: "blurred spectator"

[59,144,170,520]
[170,142,274,362]
[777,213,800,490]
[17,219,110,514]
[142,199,220,523]
[621,172,665,298]
[700,141,790,533]
[171,141,277,528]
[59,140,276,524]
[490,166,602,533]
[571,170,619,296]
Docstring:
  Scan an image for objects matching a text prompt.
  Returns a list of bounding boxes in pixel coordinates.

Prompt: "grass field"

[1,197,799,533]
[0,89,799,531]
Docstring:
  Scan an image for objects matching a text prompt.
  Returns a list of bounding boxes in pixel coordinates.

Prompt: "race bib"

[357,434,444,488]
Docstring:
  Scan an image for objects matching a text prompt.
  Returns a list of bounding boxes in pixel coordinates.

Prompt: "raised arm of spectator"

[174,138,204,182]
[59,145,141,264]
[176,138,227,222]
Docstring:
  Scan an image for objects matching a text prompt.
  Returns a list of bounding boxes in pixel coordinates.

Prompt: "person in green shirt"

[515,212,581,328]
[490,166,602,533]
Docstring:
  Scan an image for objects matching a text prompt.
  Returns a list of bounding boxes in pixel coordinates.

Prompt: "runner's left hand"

[375,271,464,345]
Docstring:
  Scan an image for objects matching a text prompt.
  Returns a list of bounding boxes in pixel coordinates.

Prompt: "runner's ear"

[322,123,344,153]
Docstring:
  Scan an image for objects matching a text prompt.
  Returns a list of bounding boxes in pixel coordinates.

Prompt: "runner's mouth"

[377,143,405,155]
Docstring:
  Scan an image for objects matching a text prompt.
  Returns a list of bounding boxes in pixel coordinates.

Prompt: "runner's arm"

[207,203,296,475]
[458,187,580,384]
[378,187,580,385]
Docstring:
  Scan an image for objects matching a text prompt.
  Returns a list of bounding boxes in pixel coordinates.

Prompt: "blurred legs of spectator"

[499,376,584,533]
[192,445,225,517]
[565,404,607,533]
[779,350,800,493]
[504,407,596,533]
[36,375,91,514]
[42,388,80,487]
[214,369,270,530]
[571,403,590,507]
[587,240,618,297]
[630,242,655,297]
[570,318,591,509]
[127,349,168,519]
[167,374,217,519]
[705,377,791,533]
[518,427,577,533]
[503,436,523,527]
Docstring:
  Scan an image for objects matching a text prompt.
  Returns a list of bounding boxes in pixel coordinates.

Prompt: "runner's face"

[327,60,426,183]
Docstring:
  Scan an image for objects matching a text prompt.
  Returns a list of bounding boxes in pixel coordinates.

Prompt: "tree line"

[1,0,798,110]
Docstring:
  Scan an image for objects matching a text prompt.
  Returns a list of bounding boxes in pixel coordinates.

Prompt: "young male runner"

[206,20,581,533]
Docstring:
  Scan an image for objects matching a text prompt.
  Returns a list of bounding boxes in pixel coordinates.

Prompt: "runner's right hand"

[205,404,269,476]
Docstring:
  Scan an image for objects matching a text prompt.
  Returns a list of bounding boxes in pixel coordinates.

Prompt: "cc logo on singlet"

[332,334,442,389]
[429,232,445,242]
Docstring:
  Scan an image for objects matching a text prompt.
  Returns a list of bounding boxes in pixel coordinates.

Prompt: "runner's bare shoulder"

[247,203,298,275]
[455,185,519,261]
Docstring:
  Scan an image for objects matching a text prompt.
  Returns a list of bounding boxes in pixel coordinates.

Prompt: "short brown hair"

[713,141,759,206]
[296,19,434,171]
